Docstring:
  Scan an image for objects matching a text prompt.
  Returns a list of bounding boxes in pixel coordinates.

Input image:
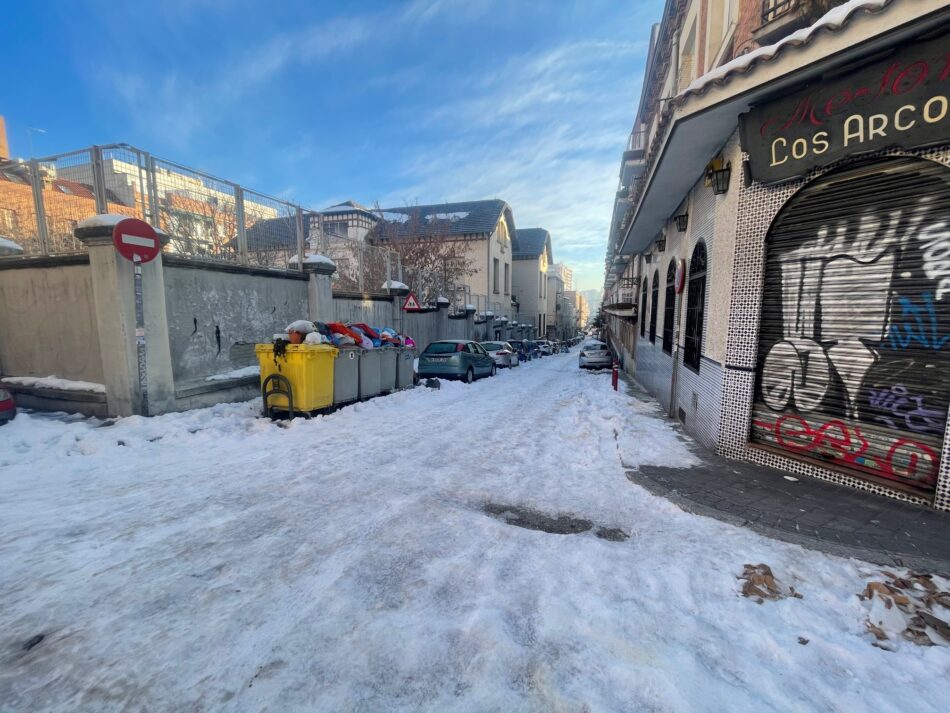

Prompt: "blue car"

[417,340,497,383]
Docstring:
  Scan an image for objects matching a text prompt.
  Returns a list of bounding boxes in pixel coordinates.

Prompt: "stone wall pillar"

[305,260,336,324]
[75,218,171,417]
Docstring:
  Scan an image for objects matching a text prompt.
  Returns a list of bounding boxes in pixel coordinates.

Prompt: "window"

[0,208,16,232]
[324,221,347,237]
[649,270,659,343]
[493,258,500,293]
[662,259,676,354]
[640,283,647,338]
[684,242,707,371]
[504,263,510,295]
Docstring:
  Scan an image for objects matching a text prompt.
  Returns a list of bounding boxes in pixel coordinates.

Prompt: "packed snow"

[682,0,889,97]
[1,354,948,711]
[1,375,106,394]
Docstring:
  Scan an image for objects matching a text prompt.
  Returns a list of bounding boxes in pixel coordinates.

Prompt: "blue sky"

[4,0,660,290]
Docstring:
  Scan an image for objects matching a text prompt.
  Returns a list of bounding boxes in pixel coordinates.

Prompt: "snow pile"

[2,375,105,393]
[1,355,948,711]
[682,0,889,97]
[204,365,260,382]
[464,303,476,311]
[75,214,131,229]
[381,280,409,290]
[289,253,336,268]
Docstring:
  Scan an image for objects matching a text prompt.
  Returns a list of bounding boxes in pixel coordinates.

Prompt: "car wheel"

[465,368,475,384]
[491,364,497,377]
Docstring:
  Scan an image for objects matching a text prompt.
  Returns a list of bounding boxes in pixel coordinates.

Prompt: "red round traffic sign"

[112,218,161,264]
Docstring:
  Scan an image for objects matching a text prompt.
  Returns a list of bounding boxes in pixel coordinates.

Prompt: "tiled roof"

[319,200,374,215]
[374,199,511,239]
[514,228,552,262]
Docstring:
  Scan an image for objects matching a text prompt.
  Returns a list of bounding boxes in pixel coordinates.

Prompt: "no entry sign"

[113,218,161,264]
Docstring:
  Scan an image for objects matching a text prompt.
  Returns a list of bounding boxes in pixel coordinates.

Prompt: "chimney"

[0,116,8,160]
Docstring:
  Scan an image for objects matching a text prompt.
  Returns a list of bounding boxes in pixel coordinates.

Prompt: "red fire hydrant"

[611,361,619,391]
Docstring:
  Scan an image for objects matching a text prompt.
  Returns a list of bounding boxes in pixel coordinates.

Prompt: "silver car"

[480,341,519,368]
[578,340,612,369]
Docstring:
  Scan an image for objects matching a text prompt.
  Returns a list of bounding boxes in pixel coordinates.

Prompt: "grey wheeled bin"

[333,346,361,405]
[379,347,398,394]
[396,347,415,389]
[358,349,383,400]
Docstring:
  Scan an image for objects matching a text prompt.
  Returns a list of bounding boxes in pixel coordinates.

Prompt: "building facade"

[603,0,950,510]
[513,228,553,337]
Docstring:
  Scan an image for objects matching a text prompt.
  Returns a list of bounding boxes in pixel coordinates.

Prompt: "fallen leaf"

[918,612,950,643]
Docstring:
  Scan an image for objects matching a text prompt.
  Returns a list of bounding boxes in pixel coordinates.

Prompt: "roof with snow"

[373,200,517,241]
[514,228,553,262]
[672,0,893,106]
[317,200,376,216]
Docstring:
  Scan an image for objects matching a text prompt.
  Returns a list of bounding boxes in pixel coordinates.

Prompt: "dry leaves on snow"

[860,571,950,650]
[739,563,804,604]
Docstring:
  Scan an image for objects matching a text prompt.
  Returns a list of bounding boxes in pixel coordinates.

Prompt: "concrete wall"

[162,258,309,387]
[332,295,395,328]
[0,256,105,385]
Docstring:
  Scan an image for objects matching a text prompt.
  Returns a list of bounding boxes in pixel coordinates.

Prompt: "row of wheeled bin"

[255,343,416,418]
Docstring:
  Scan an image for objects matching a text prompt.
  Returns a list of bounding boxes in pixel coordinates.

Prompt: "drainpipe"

[668,194,689,419]
[671,28,680,94]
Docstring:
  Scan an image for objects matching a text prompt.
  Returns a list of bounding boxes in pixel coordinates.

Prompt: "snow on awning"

[618,0,946,256]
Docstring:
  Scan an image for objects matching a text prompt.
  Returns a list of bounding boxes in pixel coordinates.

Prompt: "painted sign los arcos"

[739,31,950,183]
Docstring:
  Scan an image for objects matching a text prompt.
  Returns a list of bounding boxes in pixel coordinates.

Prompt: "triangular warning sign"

[402,292,421,311]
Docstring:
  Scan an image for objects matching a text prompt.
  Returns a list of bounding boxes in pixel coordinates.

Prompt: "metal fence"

[0,143,474,298]
[0,144,307,270]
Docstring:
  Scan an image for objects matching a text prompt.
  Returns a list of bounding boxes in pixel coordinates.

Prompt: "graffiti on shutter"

[751,157,950,492]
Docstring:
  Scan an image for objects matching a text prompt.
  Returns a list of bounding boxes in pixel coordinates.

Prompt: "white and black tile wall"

[718,146,950,511]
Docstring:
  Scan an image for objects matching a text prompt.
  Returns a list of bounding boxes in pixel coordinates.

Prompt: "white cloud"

[380,40,645,291]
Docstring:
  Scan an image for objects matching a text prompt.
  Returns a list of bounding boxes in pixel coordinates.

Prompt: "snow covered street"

[2,353,948,712]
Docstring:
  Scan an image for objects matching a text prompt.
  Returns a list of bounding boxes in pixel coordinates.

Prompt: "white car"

[537,340,554,355]
[480,341,519,368]
[578,340,612,369]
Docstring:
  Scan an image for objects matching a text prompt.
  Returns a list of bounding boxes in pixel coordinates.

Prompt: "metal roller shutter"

[750,156,950,494]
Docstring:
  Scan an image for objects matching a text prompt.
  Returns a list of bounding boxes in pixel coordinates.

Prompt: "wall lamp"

[706,159,732,195]
[674,213,689,232]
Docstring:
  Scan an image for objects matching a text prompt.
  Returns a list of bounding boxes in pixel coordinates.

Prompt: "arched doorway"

[750,156,950,493]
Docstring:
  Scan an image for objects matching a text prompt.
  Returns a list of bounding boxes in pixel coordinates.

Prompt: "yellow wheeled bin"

[255,343,338,417]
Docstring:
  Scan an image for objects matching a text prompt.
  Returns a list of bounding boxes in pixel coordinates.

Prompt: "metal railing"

[1,143,477,298]
[762,0,798,23]
[0,144,308,270]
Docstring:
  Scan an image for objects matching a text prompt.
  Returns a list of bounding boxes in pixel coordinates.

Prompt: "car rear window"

[482,343,504,350]
[424,342,459,354]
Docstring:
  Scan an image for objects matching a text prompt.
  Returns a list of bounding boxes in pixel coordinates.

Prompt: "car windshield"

[482,343,504,351]
[584,342,607,350]
[424,342,460,354]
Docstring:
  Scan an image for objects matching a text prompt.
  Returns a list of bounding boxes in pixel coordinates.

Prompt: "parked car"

[537,340,554,356]
[0,386,16,424]
[480,341,519,368]
[417,340,496,382]
[506,339,531,362]
[526,340,542,359]
[578,340,612,369]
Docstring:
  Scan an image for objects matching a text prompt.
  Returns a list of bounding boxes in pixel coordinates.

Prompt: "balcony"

[753,0,831,45]
[620,131,647,185]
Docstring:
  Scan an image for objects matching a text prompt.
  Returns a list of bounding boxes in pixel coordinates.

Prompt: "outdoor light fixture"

[674,213,689,232]
[707,160,732,195]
